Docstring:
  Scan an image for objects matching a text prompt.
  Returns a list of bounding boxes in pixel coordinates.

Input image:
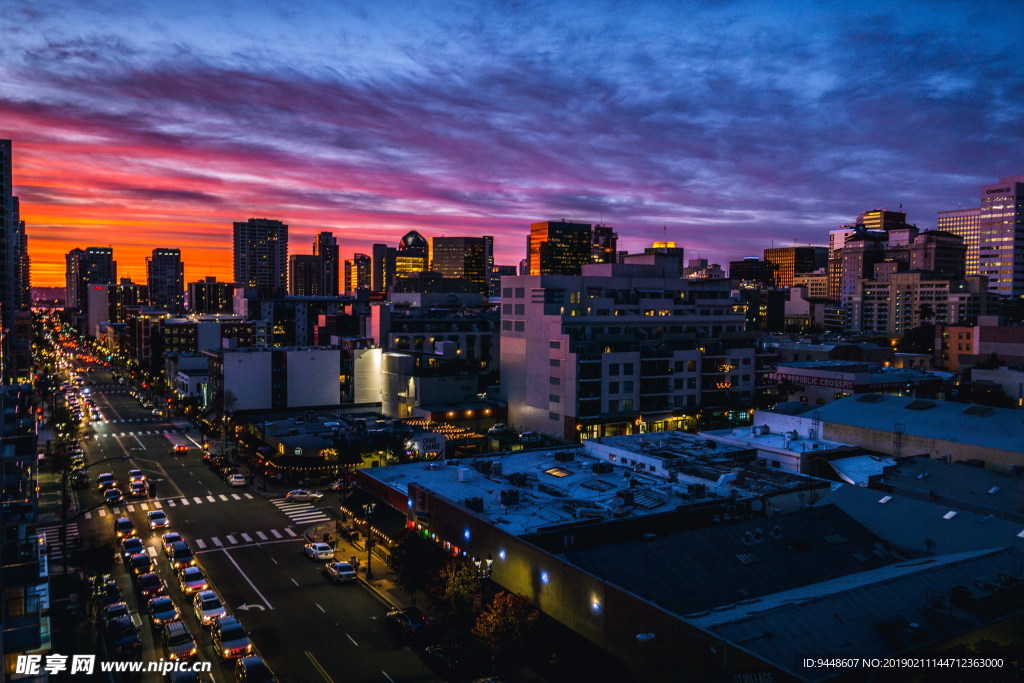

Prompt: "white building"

[206,346,340,411]
[500,263,757,441]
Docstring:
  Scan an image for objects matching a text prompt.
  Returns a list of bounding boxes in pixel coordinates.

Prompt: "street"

[63,367,439,682]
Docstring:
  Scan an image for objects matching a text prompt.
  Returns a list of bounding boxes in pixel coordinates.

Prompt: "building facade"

[430,236,488,294]
[146,248,184,312]
[187,277,235,314]
[763,246,827,287]
[500,263,765,441]
[528,220,592,276]
[344,253,371,294]
[314,231,339,296]
[232,218,288,296]
[65,247,116,312]
[288,254,320,296]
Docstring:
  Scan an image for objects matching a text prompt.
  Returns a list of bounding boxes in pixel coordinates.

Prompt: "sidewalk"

[303,521,425,611]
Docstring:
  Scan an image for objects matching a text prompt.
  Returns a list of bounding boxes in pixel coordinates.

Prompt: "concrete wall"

[223,351,272,411]
[286,348,340,407]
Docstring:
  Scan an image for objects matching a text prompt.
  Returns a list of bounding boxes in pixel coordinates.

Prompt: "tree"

[389,534,447,604]
[472,591,540,665]
[430,558,479,631]
[898,322,935,354]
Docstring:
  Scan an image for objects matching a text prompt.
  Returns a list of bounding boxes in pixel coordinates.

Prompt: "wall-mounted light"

[540,571,549,585]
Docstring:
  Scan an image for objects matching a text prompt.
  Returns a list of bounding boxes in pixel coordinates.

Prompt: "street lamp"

[473,553,494,579]
[362,503,376,580]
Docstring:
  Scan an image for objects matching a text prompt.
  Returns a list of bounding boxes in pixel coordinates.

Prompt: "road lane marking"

[211,537,223,547]
[270,529,282,538]
[231,494,241,500]
[147,546,157,557]
[84,512,92,519]
[205,495,215,503]
[222,548,274,610]
[291,578,300,586]
[152,500,162,508]
[166,499,175,506]
[195,539,207,549]
[255,531,268,541]
[241,533,252,542]
[132,434,146,449]
[271,557,278,565]
[284,528,297,537]
[226,535,237,544]
[304,651,334,683]
[382,671,395,683]
[316,603,326,613]
[218,494,229,502]
[98,508,107,517]
[193,497,202,504]
[140,503,149,510]
[180,498,189,506]
[345,633,358,647]
[244,493,254,499]
[126,505,135,512]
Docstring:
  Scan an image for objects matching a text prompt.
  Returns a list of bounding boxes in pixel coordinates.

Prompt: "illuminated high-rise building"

[528,220,592,275]
[314,232,339,296]
[591,225,619,264]
[939,176,1024,297]
[288,254,320,296]
[65,247,117,312]
[146,248,184,312]
[0,141,29,320]
[430,236,488,294]
[763,247,827,287]
[344,253,371,294]
[233,218,288,296]
[370,231,429,294]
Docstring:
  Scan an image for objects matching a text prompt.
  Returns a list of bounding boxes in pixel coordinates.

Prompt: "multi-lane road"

[64,369,438,682]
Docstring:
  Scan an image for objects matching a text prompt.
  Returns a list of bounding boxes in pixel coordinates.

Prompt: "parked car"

[128,552,152,576]
[147,596,179,628]
[114,517,136,539]
[212,616,253,659]
[303,543,334,561]
[121,537,144,561]
[286,489,323,502]
[322,561,357,584]
[385,606,433,643]
[179,566,208,594]
[148,510,169,530]
[235,656,274,683]
[70,470,89,489]
[136,572,165,599]
[168,541,196,570]
[163,620,197,661]
[162,532,183,554]
[101,601,131,628]
[193,590,227,626]
[106,616,142,655]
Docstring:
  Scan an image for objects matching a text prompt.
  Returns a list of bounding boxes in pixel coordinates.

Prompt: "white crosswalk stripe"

[241,533,252,542]
[284,528,297,537]
[195,539,207,549]
[37,522,80,561]
[218,494,228,502]
[166,499,176,506]
[98,508,108,517]
[180,498,190,506]
[226,535,237,544]
[231,494,241,500]
[140,503,150,511]
[256,531,268,540]
[270,529,282,539]
[244,493,254,499]
[126,504,136,513]
[205,495,215,503]
[193,497,203,504]
[191,528,295,549]
[211,537,222,547]
[152,501,162,509]
[271,498,331,525]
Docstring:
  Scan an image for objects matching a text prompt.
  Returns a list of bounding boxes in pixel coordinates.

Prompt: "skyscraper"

[763,246,828,287]
[146,248,184,312]
[344,253,371,293]
[430,236,488,293]
[188,276,235,314]
[65,247,117,312]
[938,176,1024,296]
[528,220,592,275]
[369,231,429,294]
[591,225,619,264]
[288,254,320,296]
[233,218,288,296]
[314,232,339,296]
[0,141,29,323]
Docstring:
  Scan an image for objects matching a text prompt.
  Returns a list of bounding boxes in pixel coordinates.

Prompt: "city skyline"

[4,1,1024,286]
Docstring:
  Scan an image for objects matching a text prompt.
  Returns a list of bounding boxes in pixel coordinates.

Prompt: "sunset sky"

[4,0,1023,287]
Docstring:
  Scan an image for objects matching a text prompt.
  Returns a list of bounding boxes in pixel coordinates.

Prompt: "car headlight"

[223,649,230,657]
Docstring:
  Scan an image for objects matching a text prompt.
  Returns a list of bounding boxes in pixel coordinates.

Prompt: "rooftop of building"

[774,361,938,382]
[689,546,1024,682]
[790,393,1024,453]
[564,504,901,618]
[874,456,1024,523]
[815,484,1024,556]
[363,433,815,536]
[700,423,851,455]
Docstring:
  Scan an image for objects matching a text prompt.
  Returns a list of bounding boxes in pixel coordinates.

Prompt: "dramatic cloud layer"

[4,0,1023,285]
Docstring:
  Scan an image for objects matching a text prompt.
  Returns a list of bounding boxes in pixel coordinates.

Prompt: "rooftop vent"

[878,495,893,504]
[943,510,958,520]
[904,400,936,411]
[857,394,885,403]
[735,552,761,565]
[963,405,994,417]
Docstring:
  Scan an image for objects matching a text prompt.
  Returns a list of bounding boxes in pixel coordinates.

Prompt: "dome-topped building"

[398,230,428,254]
